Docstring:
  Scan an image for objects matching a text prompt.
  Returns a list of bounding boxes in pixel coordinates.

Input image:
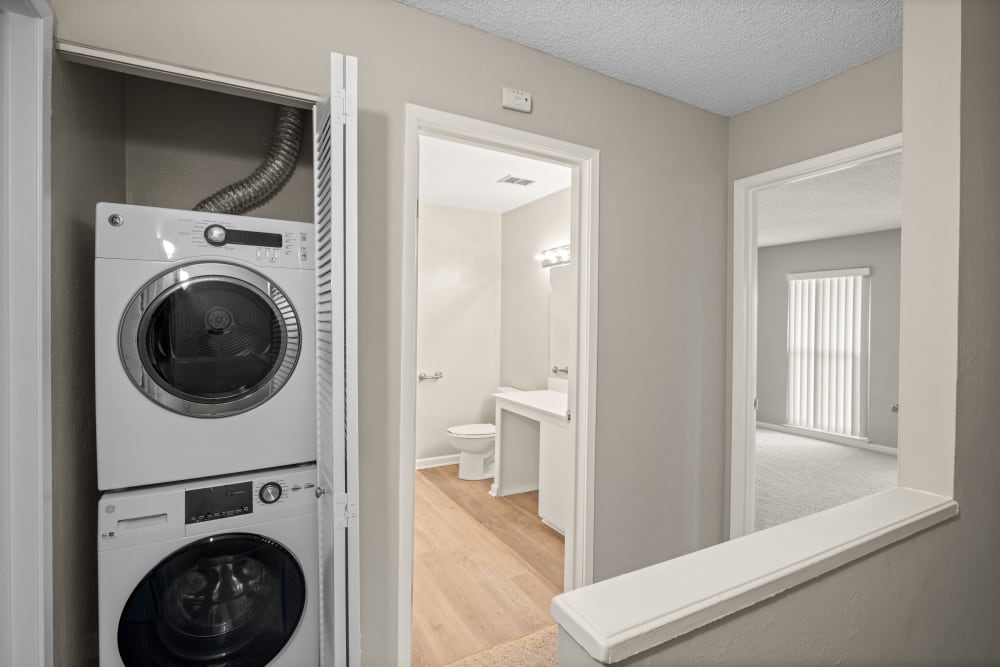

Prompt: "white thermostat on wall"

[502,86,532,113]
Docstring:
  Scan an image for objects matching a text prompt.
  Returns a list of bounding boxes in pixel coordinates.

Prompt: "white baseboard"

[415,453,460,470]
[490,483,540,497]
[756,422,898,456]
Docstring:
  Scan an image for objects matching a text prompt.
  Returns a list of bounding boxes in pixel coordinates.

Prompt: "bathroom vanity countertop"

[493,390,568,425]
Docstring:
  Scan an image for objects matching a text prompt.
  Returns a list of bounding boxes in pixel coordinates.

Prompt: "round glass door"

[119,262,301,418]
[117,534,306,667]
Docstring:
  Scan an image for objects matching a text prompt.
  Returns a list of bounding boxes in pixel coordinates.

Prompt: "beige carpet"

[445,625,558,667]
[755,428,897,531]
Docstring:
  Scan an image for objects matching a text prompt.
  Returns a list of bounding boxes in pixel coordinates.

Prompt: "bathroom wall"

[757,229,901,447]
[416,203,502,461]
[124,76,313,222]
[500,188,572,390]
[548,264,575,384]
[50,58,126,667]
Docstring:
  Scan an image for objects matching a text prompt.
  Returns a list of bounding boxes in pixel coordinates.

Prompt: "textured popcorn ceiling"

[757,153,902,247]
[396,0,902,116]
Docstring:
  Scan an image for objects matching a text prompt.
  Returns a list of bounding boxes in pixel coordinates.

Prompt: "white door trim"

[0,2,53,665]
[729,133,903,539]
[399,104,599,663]
[54,40,318,108]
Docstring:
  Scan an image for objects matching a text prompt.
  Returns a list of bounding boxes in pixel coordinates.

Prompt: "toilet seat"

[446,423,496,438]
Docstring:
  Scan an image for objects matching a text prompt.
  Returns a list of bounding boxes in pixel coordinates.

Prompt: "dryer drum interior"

[119,262,301,418]
[117,534,307,667]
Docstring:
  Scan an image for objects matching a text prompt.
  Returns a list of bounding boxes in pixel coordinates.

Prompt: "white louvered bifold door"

[786,268,871,438]
[315,52,360,667]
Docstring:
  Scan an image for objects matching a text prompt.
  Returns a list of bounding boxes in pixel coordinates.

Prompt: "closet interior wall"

[50,57,314,666]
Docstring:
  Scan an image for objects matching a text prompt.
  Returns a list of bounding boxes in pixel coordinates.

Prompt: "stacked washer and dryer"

[94,202,319,666]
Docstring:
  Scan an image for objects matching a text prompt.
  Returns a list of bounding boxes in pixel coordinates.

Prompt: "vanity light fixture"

[537,244,571,268]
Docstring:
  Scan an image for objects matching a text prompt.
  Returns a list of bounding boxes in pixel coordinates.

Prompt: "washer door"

[117,533,307,667]
[120,262,301,418]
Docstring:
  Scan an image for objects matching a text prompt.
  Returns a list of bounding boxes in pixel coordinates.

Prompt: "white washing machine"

[98,464,319,666]
[95,203,316,490]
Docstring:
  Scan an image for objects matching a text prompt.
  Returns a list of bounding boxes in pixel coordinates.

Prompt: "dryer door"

[119,262,301,418]
[117,533,307,667]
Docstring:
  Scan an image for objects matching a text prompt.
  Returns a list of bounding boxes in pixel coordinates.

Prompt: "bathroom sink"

[492,389,568,424]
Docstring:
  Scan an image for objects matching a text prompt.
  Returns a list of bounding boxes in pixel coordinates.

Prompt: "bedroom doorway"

[730,134,903,537]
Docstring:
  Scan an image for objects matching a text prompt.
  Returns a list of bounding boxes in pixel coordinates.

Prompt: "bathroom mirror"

[548,264,573,379]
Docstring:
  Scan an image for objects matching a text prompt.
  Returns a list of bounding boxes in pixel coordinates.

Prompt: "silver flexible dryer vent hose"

[193,105,304,215]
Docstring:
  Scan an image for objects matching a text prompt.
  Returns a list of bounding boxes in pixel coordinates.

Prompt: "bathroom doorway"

[399,106,599,666]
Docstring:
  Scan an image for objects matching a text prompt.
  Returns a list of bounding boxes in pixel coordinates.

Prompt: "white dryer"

[95,203,316,490]
[98,464,319,667]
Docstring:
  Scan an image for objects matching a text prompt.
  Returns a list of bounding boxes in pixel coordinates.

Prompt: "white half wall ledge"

[551,487,957,664]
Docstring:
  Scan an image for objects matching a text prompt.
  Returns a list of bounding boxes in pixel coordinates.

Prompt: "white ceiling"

[397,0,902,117]
[419,135,572,214]
[757,152,901,247]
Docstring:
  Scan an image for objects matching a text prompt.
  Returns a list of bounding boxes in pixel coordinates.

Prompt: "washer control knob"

[204,224,227,246]
[259,482,282,504]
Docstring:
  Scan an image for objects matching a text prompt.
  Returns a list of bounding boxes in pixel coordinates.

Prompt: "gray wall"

[757,230,901,447]
[500,188,571,390]
[50,58,125,667]
[564,2,1000,664]
[47,3,731,662]
[124,76,313,222]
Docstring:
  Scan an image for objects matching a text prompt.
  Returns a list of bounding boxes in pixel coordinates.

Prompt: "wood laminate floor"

[412,465,564,667]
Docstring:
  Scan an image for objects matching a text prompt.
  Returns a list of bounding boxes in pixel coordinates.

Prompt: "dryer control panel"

[95,202,314,270]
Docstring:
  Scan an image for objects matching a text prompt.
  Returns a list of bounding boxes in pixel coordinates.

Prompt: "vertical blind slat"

[786,272,869,438]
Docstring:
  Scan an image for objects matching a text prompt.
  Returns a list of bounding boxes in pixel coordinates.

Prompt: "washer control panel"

[98,465,317,550]
[185,481,253,524]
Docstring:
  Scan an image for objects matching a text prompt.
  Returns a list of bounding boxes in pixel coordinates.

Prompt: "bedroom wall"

[47,0,731,661]
[757,230,901,447]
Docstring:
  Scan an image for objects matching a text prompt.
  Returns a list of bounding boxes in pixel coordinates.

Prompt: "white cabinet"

[538,421,573,534]
[492,390,572,534]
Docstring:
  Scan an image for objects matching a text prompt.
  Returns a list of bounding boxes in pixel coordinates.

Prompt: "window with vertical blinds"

[786,268,871,438]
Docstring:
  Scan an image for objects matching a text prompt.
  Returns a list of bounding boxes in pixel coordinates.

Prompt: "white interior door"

[315,51,359,667]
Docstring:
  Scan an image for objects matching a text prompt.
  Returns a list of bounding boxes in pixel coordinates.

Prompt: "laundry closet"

[50,51,355,665]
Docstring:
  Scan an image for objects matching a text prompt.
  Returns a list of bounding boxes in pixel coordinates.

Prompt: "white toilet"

[446,387,518,481]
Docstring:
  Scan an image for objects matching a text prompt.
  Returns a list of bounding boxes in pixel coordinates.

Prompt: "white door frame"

[399,104,599,662]
[729,132,903,539]
[1,1,53,665]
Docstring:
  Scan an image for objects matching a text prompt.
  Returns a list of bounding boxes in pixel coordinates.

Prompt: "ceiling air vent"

[497,174,536,186]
